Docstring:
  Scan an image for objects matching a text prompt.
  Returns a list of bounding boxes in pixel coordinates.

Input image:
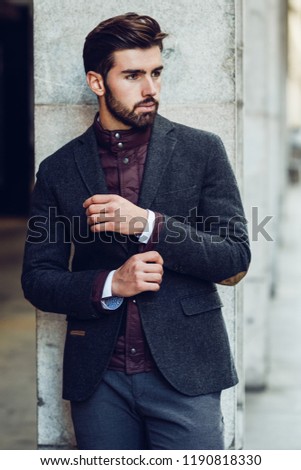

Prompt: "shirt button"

[123,157,129,164]
[114,132,121,139]
[130,348,136,355]
[132,299,136,304]
[117,142,124,149]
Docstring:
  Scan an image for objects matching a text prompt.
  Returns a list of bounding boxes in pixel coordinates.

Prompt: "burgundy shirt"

[91,114,162,374]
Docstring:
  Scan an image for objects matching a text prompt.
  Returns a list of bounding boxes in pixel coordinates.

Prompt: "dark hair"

[83,12,168,78]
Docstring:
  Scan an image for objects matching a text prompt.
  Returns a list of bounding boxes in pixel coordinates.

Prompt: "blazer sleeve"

[155,135,251,284]
[21,162,109,320]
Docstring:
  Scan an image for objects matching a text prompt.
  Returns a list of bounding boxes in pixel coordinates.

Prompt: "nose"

[142,76,157,97]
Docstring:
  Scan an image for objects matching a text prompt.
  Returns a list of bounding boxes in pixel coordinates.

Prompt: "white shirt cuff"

[137,209,156,244]
[102,270,115,298]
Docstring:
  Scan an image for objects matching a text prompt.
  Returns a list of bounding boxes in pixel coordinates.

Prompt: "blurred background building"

[287,0,301,181]
[0,0,301,450]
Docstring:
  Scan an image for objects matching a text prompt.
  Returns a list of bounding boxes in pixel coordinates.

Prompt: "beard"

[104,83,159,128]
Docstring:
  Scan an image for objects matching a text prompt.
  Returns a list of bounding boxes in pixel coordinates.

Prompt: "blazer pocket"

[180,290,223,316]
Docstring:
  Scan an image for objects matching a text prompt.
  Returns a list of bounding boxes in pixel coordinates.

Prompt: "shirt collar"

[93,112,152,153]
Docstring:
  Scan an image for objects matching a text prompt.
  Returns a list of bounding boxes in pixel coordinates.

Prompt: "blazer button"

[130,348,136,355]
[117,142,124,149]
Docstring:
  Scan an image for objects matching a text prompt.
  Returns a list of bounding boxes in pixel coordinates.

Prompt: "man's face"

[102,46,163,129]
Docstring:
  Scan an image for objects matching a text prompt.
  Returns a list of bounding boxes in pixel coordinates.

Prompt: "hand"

[112,251,164,297]
[83,194,148,235]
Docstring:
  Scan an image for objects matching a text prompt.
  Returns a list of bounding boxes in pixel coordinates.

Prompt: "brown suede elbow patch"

[217,271,247,286]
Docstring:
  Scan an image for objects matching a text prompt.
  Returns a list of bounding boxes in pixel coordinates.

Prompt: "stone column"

[243,0,287,389]
[34,0,244,449]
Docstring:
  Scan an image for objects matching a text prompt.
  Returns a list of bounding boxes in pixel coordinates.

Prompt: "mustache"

[134,97,158,110]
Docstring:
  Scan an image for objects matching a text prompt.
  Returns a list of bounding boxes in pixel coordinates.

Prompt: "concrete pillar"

[243,0,287,389]
[34,0,244,449]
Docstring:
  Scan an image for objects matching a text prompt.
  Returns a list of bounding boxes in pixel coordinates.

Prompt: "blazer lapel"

[138,114,177,209]
[73,125,109,196]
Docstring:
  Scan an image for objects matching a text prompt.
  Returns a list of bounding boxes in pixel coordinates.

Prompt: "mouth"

[135,100,158,113]
[136,103,156,112]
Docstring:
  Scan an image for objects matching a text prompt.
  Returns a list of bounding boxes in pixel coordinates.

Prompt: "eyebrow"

[121,65,164,74]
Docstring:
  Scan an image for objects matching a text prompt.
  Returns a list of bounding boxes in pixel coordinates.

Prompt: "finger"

[89,221,116,232]
[83,194,116,208]
[142,263,163,274]
[88,212,126,229]
[142,272,163,284]
[85,203,107,216]
[148,251,164,265]
[134,251,164,264]
[87,216,111,226]
[139,281,161,292]
[87,211,115,225]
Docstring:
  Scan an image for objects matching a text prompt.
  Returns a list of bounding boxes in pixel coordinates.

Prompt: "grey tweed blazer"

[22,114,250,401]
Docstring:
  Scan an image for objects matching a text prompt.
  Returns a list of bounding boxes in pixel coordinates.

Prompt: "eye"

[125,73,139,80]
[152,70,162,78]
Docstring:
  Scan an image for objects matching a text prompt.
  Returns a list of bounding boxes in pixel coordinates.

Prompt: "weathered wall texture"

[243,0,287,389]
[34,0,244,449]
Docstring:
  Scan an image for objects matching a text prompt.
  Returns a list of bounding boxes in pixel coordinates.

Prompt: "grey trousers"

[71,369,224,450]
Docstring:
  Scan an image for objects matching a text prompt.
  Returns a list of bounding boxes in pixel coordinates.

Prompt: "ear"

[86,71,106,98]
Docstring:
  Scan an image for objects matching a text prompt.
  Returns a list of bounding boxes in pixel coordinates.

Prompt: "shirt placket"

[115,143,146,373]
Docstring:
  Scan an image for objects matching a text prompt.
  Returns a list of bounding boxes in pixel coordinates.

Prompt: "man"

[22,12,250,450]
